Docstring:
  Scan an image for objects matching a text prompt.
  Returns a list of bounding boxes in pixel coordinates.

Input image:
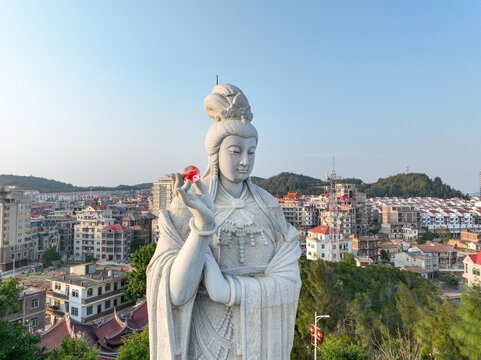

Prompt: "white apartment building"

[306,225,352,262]
[393,251,438,279]
[46,263,133,324]
[74,206,114,260]
[152,177,173,216]
[0,186,32,271]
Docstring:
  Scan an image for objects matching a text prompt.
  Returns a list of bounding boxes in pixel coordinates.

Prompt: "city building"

[464,250,481,286]
[4,287,46,331]
[121,211,155,244]
[0,186,32,271]
[74,206,114,260]
[305,225,351,261]
[47,214,78,257]
[350,234,379,262]
[46,263,133,325]
[392,251,438,279]
[380,205,421,239]
[100,225,133,261]
[30,217,60,261]
[151,177,173,215]
[409,244,457,270]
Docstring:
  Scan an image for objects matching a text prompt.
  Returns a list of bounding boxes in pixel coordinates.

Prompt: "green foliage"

[292,259,439,359]
[42,246,61,267]
[422,231,435,242]
[440,274,459,287]
[0,174,151,193]
[380,250,390,264]
[358,173,466,199]
[123,242,157,300]
[116,328,149,360]
[317,335,368,360]
[84,255,95,263]
[452,286,481,359]
[0,278,22,317]
[435,226,451,241]
[0,278,45,360]
[343,253,356,266]
[130,237,145,253]
[47,335,99,360]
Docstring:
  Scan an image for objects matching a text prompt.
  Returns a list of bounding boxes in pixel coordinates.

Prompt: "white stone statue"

[146,84,301,360]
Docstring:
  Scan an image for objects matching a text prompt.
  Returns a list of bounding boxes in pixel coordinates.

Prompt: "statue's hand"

[170,173,215,231]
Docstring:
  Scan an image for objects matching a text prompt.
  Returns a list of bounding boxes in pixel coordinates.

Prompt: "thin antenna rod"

[216,75,219,85]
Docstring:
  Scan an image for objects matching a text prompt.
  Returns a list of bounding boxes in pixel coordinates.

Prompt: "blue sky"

[0,1,480,193]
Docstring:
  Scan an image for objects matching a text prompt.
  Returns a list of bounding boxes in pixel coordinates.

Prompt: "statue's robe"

[146,182,301,360]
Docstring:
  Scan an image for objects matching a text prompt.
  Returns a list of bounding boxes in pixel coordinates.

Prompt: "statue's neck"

[219,174,244,198]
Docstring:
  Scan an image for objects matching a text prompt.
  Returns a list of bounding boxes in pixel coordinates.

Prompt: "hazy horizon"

[1,2,480,194]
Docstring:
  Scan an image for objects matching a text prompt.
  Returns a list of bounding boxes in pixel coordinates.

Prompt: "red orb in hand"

[182,166,201,183]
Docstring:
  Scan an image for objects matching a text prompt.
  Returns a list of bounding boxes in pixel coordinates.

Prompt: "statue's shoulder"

[158,197,192,239]
[249,182,281,209]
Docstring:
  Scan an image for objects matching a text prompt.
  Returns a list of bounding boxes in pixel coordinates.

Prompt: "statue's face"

[218,135,256,183]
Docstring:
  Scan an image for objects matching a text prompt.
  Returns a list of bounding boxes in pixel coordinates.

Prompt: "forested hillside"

[251,172,465,198]
[0,175,151,193]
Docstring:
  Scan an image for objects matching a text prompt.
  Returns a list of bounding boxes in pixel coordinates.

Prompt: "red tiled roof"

[415,245,456,253]
[39,318,70,352]
[309,225,332,235]
[31,214,42,219]
[102,224,129,232]
[466,251,481,265]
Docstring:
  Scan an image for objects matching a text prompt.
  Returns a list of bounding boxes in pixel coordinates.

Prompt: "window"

[30,317,38,327]
[71,307,79,316]
[105,300,111,309]
[87,288,93,297]
[474,268,481,276]
[113,299,117,308]
[72,289,79,297]
[98,287,102,296]
[87,306,93,315]
[97,304,102,314]
[105,283,111,292]
[31,299,40,308]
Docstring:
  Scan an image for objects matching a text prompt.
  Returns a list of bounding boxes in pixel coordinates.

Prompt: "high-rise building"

[152,177,173,215]
[0,186,32,271]
[73,206,114,260]
[152,178,174,242]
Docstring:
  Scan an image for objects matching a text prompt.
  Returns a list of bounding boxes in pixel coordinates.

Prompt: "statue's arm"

[203,249,239,304]
[167,174,216,306]
[169,228,213,306]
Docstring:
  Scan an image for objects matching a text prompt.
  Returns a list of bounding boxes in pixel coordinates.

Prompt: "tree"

[42,246,61,267]
[130,237,145,253]
[116,328,149,360]
[435,227,451,241]
[84,254,95,263]
[0,278,45,360]
[452,285,481,359]
[123,242,157,300]
[318,335,368,360]
[47,335,99,360]
[440,274,459,287]
[422,231,435,242]
[380,250,390,264]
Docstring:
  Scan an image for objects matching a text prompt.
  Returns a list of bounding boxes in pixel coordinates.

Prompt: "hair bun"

[203,83,253,122]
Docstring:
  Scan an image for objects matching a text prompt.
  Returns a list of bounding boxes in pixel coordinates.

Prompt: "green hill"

[251,172,466,198]
[358,173,466,198]
[0,175,152,193]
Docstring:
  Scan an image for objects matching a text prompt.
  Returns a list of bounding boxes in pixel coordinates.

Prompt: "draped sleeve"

[146,208,195,360]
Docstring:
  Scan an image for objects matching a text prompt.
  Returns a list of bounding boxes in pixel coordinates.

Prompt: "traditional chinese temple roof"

[39,302,148,359]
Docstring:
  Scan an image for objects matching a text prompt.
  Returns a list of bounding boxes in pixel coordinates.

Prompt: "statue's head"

[204,84,258,184]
